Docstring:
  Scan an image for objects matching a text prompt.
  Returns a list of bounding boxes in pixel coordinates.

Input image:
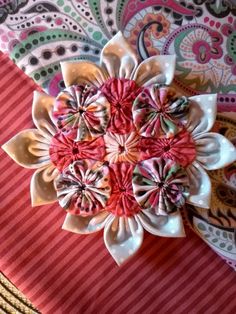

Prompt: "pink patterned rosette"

[2,32,236,265]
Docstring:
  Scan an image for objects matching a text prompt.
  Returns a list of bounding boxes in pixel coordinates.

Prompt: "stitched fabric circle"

[53,85,110,142]
[101,78,141,134]
[133,85,189,138]
[132,157,190,215]
[55,160,111,216]
[49,132,106,171]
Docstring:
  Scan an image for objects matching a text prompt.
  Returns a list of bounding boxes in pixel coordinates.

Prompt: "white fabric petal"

[186,161,211,209]
[104,215,144,266]
[100,31,138,79]
[186,94,217,136]
[60,61,108,88]
[62,211,110,234]
[195,132,236,170]
[2,129,51,169]
[30,164,59,206]
[137,210,185,237]
[133,55,176,86]
[32,91,57,140]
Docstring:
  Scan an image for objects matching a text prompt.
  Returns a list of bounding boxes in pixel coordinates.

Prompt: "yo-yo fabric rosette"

[2,32,236,265]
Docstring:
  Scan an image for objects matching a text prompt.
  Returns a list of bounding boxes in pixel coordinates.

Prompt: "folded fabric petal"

[30,164,59,206]
[137,210,185,237]
[104,215,144,265]
[133,55,176,86]
[104,132,140,164]
[2,129,51,169]
[185,94,217,136]
[53,85,110,142]
[195,132,236,170]
[49,133,105,171]
[100,31,138,79]
[105,163,142,217]
[60,61,108,88]
[186,161,211,208]
[55,160,111,216]
[32,91,57,140]
[133,85,188,137]
[132,157,189,215]
[140,129,196,167]
[62,211,111,234]
[101,78,140,134]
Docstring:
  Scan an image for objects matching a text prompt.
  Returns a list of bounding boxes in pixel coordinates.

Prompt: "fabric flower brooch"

[2,32,236,265]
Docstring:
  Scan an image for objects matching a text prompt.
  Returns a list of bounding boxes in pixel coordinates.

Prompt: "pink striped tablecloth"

[0,52,236,313]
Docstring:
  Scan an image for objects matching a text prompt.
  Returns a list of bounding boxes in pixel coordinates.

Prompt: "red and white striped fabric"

[0,52,236,313]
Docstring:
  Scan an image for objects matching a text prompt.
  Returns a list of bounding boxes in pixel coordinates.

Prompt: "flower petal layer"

[30,164,59,206]
[105,163,142,217]
[186,161,211,208]
[32,91,57,140]
[186,94,217,136]
[55,160,111,216]
[101,78,140,134]
[104,215,144,265]
[104,132,140,164]
[100,31,138,79]
[62,211,110,234]
[132,157,189,215]
[137,210,185,237]
[195,132,236,170]
[133,55,176,86]
[61,61,108,87]
[53,85,110,142]
[2,129,51,169]
[49,133,105,171]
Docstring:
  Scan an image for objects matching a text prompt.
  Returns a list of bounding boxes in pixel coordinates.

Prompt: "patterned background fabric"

[0,0,236,312]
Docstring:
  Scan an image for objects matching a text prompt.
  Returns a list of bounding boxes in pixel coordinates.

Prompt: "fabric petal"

[62,211,110,234]
[30,164,59,206]
[2,129,51,169]
[100,31,138,79]
[137,210,185,237]
[32,91,57,140]
[186,94,217,136]
[104,215,144,265]
[133,55,176,86]
[186,162,211,208]
[195,132,236,170]
[60,61,108,88]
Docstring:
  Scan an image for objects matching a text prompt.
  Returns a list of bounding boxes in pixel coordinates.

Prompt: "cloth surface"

[0,51,236,313]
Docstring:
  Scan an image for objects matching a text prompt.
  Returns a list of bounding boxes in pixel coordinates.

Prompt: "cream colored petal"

[104,215,144,266]
[186,162,211,209]
[62,211,110,234]
[100,31,138,79]
[30,164,59,206]
[133,55,176,86]
[137,210,185,237]
[2,129,51,169]
[195,132,236,170]
[186,94,217,137]
[60,61,108,88]
[32,91,57,140]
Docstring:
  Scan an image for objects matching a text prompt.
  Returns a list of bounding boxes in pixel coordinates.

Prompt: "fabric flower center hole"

[163,144,170,152]
[78,108,85,115]
[157,181,164,188]
[72,147,79,154]
[118,145,125,153]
